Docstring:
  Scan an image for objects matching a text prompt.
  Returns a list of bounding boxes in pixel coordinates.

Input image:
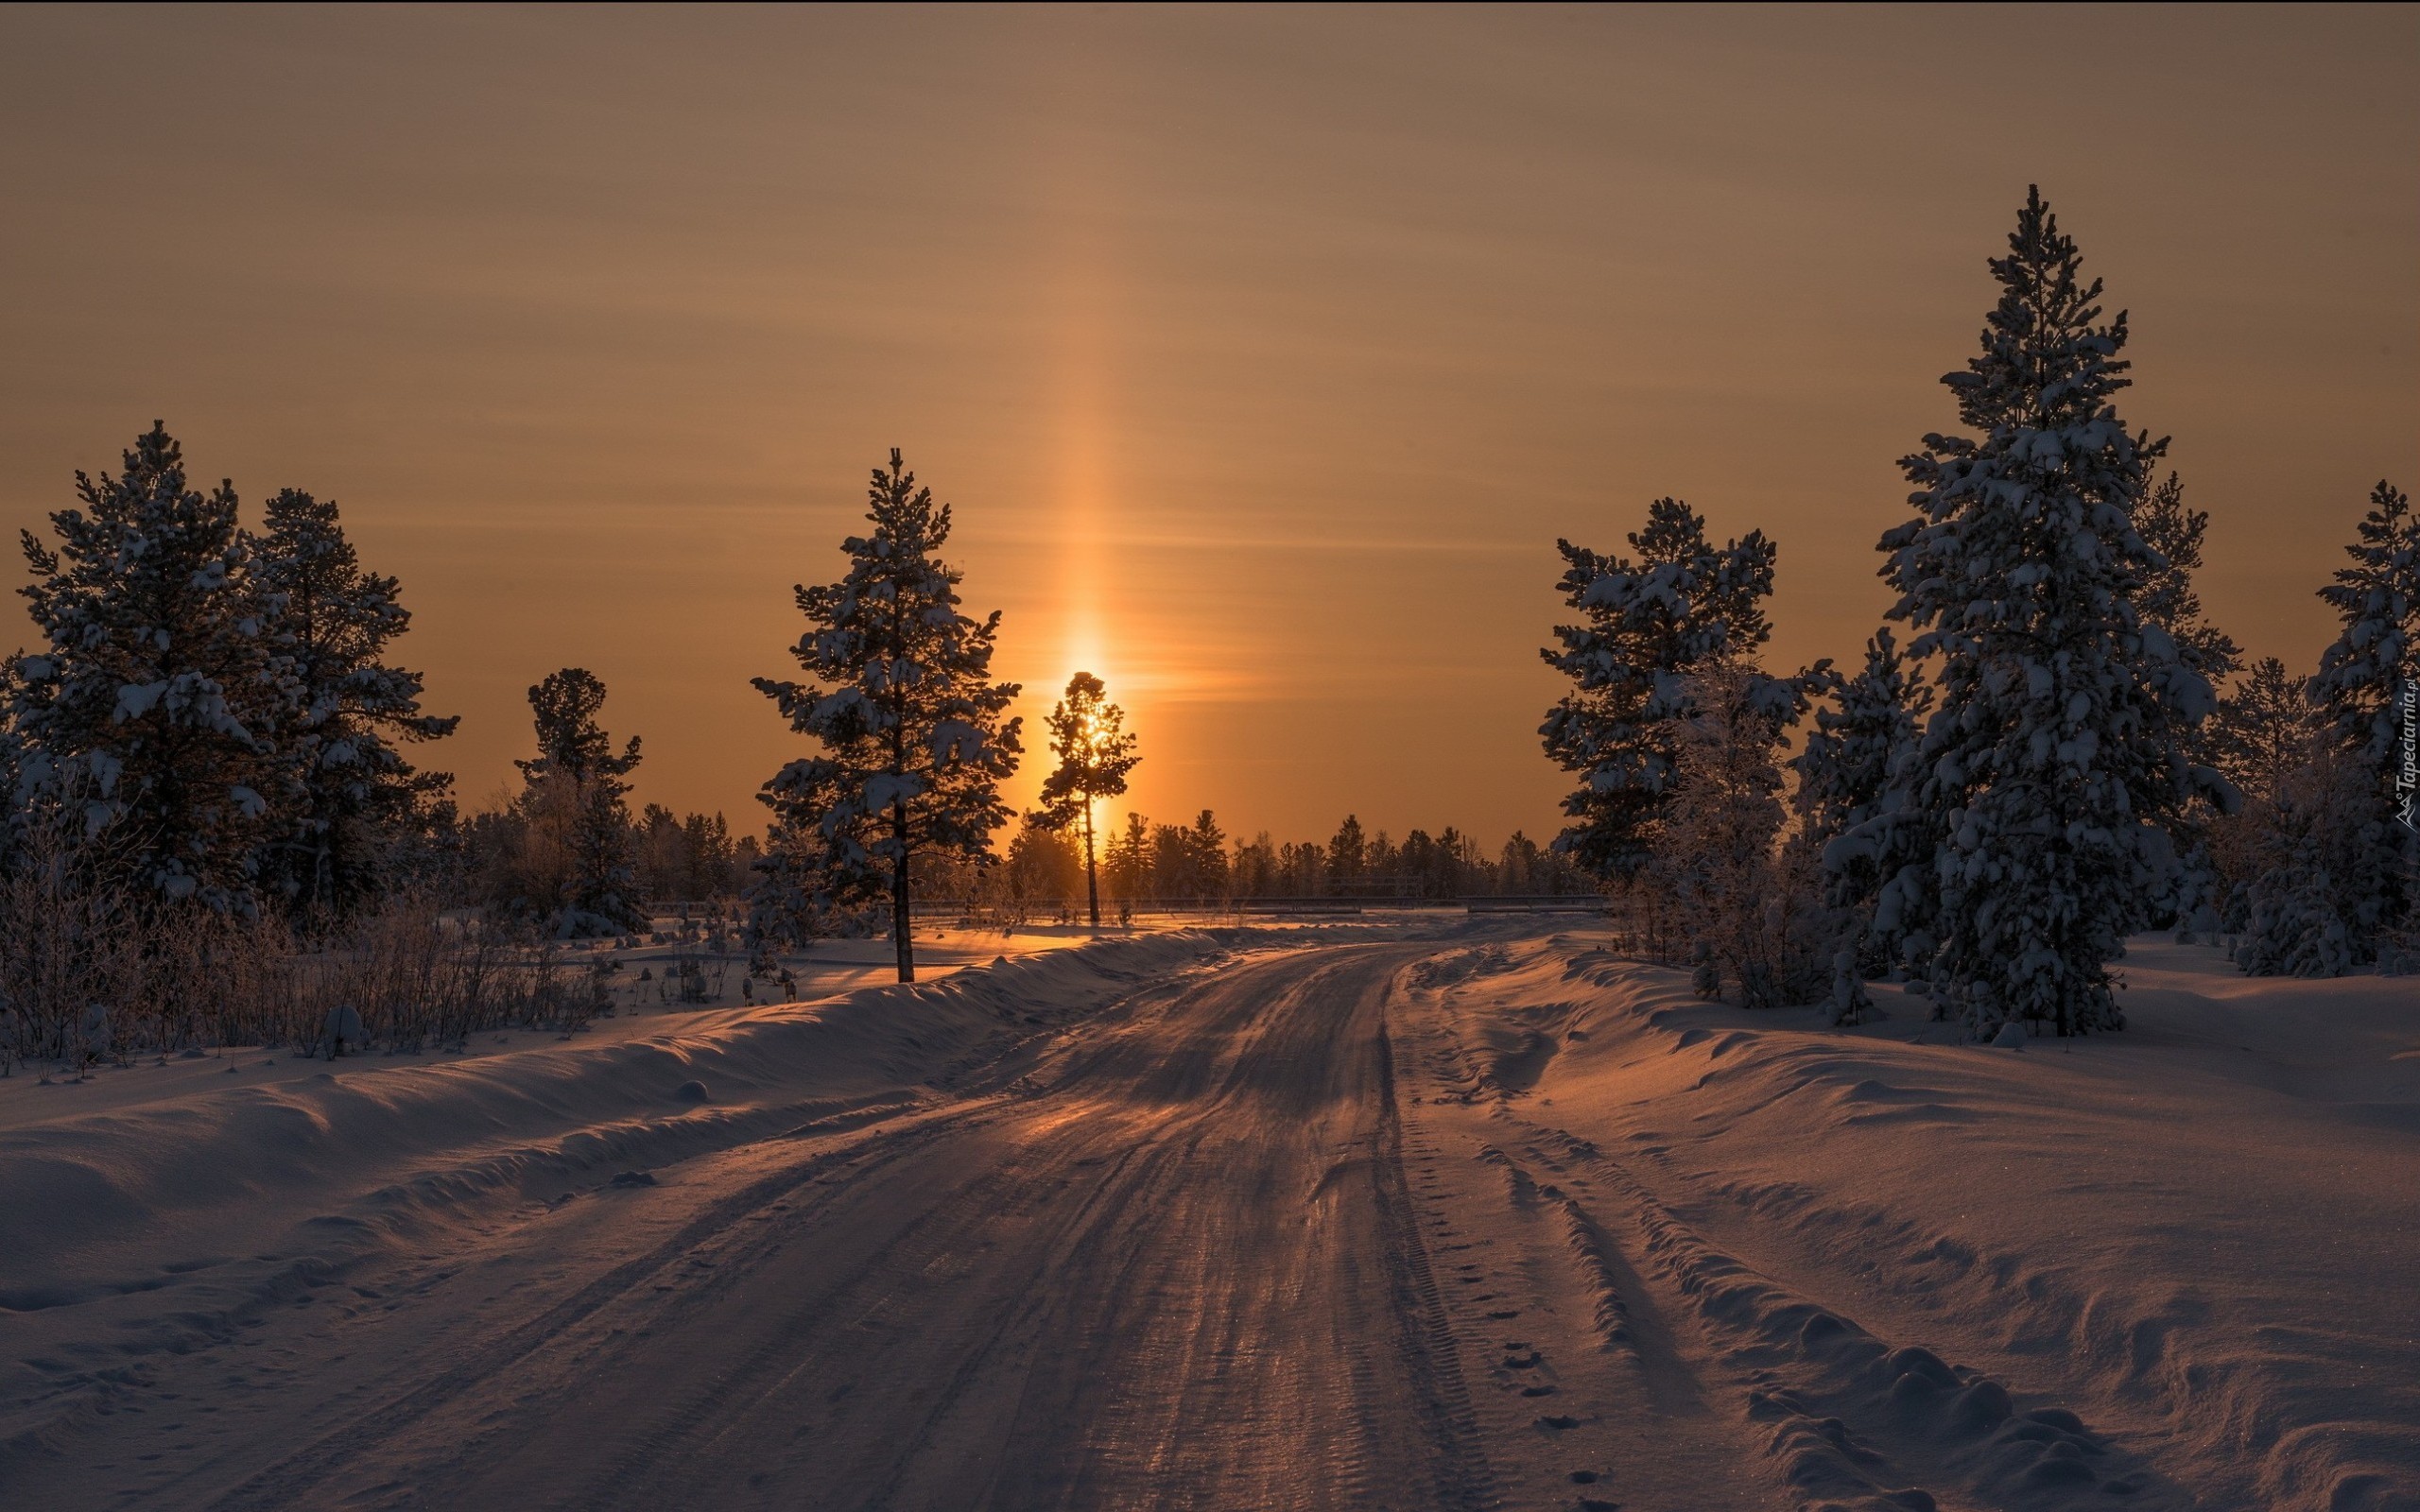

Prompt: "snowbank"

[0,929,1260,1465]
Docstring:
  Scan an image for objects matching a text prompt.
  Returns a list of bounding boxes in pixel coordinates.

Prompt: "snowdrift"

[1433,933,2420,1512]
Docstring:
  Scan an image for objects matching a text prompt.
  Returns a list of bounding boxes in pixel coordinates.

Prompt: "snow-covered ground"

[1406,932,2420,1511]
[0,923,2411,1509]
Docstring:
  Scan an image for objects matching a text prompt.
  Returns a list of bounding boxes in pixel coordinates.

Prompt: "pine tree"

[752,451,1022,981]
[1877,189,2230,1037]
[2307,480,2420,952]
[1106,812,1151,912]
[1030,671,1138,928]
[1541,498,1779,880]
[1187,810,1229,902]
[2132,471,2243,928]
[9,423,278,910]
[1797,627,1932,973]
[250,488,458,923]
[2134,472,2243,685]
[512,667,644,936]
[2205,657,2314,928]
[1328,815,1368,894]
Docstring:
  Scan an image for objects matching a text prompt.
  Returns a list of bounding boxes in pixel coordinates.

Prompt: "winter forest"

[1,191,2404,1066]
[3,8,2416,1508]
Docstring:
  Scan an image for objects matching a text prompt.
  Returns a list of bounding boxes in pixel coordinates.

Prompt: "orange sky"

[1,5,2412,847]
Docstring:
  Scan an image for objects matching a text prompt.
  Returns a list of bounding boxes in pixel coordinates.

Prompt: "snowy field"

[0,922,2412,1510]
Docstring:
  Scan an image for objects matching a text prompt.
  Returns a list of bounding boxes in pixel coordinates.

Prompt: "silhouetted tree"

[1032,671,1139,927]
[504,667,644,935]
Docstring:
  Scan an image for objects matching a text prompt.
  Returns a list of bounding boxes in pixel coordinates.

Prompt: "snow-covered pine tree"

[1795,627,1932,976]
[513,667,645,936]
[1030,671,1138,928]
[251,488,458,924]
[9,423,279,910]
[1876,189,2231,1038]
[752,451,1022,982]
[2306,479,2420,953]
[1540,498,1779,881]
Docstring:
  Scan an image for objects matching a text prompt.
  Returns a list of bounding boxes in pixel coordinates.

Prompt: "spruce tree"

[753,451,1022,981]
[9,423,278,910]
[1031,671,1138,928]
[1797,627,1932,972]
[513,667,644,936]
[1106,812,1151,911]
[1877,189,2230,1037]
[1541,498,1778,880]
[251,488,458,923]
[1187,810,1229,902]
[2307,480,2420,951]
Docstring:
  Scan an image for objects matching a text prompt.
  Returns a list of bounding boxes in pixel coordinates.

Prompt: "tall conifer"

[753,451,1021,981]
[251,488,458,922]
[1876,189,2229,1037]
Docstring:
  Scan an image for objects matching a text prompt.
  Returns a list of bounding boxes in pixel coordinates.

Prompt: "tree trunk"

[892,797,914,983]
[1083,796,1100,929]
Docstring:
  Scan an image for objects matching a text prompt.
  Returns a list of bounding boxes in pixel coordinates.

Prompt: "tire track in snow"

[197,1095,996,1512]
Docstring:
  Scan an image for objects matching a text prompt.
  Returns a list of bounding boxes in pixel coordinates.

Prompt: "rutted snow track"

[6,931,2410,1509]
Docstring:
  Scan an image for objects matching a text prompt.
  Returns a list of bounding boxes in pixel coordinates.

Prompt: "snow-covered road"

[5,929,2414,1509]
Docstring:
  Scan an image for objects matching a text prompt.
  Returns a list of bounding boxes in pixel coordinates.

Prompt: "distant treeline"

[925,811,1591,916]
